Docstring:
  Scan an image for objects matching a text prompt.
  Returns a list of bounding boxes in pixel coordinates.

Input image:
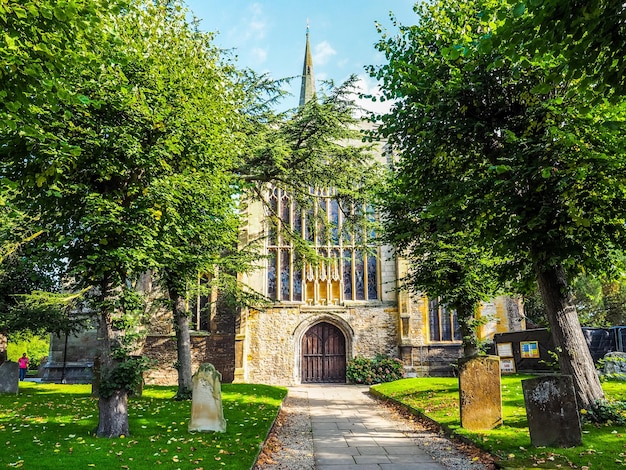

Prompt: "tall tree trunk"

[97,390,129,437]
[535,263,605,410]
[96,283,129,437]
[457,303,480,357]
[167,279,193,400]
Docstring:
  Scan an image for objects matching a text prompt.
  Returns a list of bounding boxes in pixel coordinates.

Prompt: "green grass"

[372,375,626,469]
[0,382,286,470]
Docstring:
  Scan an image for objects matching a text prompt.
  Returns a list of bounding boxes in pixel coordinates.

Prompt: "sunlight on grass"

[0,382,286,470]
[373,375,626,469]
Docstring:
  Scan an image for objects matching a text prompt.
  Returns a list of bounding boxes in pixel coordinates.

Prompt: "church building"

[221,30,524,385]
[42,31,524,386]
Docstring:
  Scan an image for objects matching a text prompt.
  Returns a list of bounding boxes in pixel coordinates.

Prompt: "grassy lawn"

[0,382,286,470]
[372,375,626,469]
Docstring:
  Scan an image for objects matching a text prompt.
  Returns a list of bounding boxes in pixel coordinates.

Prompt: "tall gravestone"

[0,361,19,394]
[522,375,582,447]
[458,355,503,430]
[189,363,227,433]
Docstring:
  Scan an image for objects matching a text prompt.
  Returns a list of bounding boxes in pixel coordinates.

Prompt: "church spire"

[299,23,315,106]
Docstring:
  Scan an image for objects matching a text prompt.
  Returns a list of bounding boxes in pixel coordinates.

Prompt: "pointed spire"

[299,22,315,106]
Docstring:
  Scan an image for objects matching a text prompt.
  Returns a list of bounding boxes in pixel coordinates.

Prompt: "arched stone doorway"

[301,322,346,383]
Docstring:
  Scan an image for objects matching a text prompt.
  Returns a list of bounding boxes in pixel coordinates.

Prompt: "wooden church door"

[301,322,346,383]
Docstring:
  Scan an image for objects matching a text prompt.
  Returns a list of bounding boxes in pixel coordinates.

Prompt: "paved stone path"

[292,384,450,470]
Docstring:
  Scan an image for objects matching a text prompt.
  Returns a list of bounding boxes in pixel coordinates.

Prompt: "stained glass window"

[367,254,378,300]
[330,199,339,244]
[280,248,290,301]
[266,187,379,304]
[354,251,365,300]
[268,251,277,299]
[343,250,353,299]
[268,189,278,245]
[428,298,461,342]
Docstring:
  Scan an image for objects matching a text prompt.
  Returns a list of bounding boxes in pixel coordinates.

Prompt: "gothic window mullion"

[361,252,369,300]
[438,304,444,340]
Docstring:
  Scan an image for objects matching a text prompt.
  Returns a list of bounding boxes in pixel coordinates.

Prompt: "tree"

[239,74,384,259]
[371,0,626,409]
[150,172,241,400]
[0,245,82,336]
[493,0,626,97]
[378,197,499,356]
[527,267,626,328]
[1,0,243,436]
[1,0,121,366]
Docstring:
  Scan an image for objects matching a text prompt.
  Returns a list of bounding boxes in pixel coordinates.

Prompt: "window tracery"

[428,298,461,342]
[266,187,379,305]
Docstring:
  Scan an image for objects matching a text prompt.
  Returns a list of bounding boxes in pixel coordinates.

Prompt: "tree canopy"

[492,0,626,98]
[1,0,245,436]
[371,0,626,409]
[1,0,383,434]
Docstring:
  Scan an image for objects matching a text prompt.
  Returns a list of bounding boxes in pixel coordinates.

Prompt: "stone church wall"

[141,333,236,385]
[242,304,399,385]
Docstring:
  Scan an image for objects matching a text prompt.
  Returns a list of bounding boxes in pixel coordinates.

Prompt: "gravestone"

[0,361,19,394]
[458,355,502,430]
[522,375,582,447]
[602,352,626,380]
[189,363,227,433]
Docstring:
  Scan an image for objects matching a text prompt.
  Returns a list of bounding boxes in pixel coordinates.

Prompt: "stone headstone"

[189,363,227,433]
[602,352,626,380]
[458,355,502,430]
[522,375,582,447]
[0,361,19,394]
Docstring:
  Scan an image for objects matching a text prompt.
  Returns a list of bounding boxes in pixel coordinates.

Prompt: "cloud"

[352,75,394,117]
[313,41,337,66]
[315,72,328,82]
[226,3,268,44]
[251,47,267,64]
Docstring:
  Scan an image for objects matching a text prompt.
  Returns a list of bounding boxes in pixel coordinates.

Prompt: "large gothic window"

[267,187,378,305]
[428,298,461,342]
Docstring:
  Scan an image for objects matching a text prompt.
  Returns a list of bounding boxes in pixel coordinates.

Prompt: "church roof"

[299,25,315,106]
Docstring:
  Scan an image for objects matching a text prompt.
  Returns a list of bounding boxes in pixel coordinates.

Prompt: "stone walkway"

[292,384,451,470]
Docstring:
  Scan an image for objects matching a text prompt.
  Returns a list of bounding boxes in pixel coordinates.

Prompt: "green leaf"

[478,37,493,54]
[531,82,552,94]
[53,6,66,21]
[4,33,17,50]
[512,3,526,17]
[12,6,27,18]
[442,47,461,61]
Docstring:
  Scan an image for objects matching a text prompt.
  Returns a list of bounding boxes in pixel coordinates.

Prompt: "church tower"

[299,25,315,106]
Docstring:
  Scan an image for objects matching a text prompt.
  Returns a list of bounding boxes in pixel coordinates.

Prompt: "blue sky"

[184,0,418,111]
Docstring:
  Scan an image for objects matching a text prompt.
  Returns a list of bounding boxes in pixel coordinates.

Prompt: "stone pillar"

[458,355,502,430]
[522,375,582,447]
[234,333,245,383]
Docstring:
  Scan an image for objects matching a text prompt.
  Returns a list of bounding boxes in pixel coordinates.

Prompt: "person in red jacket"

[18,353,29,381]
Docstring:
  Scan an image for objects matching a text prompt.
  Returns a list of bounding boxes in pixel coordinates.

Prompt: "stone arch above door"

[293,314,354,384]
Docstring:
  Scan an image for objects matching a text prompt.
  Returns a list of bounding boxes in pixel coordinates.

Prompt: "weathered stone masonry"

[238,304,399,385]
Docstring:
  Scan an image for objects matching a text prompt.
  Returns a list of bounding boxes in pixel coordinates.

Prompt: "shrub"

[581,399,626,426]
[346,354,404,385]
[597,355,626,382]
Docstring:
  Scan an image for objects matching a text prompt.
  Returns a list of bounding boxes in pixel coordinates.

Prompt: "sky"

[184,0,419,112]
